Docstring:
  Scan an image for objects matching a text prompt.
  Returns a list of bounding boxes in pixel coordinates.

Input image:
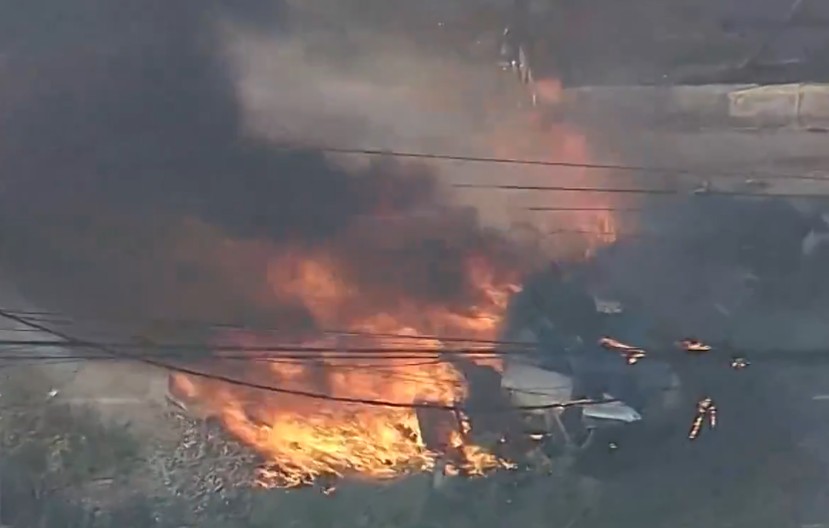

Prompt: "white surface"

[583,398,643,423]
[501,361,574,413]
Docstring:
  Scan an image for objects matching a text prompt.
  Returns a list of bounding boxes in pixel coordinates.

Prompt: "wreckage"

[165,258,685,489]
[490,263,683,460]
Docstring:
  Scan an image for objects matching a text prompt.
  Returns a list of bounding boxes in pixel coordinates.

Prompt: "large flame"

[166,74,624,488]
[478,78,623,261]
[169,248,521,488]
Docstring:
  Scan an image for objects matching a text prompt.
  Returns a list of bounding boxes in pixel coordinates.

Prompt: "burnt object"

[415,403,462,454]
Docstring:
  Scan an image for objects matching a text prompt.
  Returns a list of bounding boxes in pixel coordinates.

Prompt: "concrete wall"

[558,83,829,129]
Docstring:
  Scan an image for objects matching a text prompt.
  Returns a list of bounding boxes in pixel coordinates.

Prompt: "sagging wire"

[0,308,539,349]
[0,308,762,437]
[0,308,624,413]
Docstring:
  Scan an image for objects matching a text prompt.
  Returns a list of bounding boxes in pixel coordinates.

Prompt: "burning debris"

[677,338,713,354]
[688,397,717,441]
[598,337,647,365]
[730,357,750,370]
[168,341,511,488]
[163,246,524,489]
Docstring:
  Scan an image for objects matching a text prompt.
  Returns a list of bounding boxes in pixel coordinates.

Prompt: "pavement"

[0,271,171,432]
[557,83,829,130]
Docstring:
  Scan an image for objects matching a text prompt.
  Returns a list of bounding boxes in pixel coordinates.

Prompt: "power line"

[0,308,613,412]
[0,309,534,347]
[525,206,643,212]
[0,355,469,386]
[308,145,829,182]
[0,356,456,377]
[4,334,829,365]
[8,310,829,362]
[454,183,829,200]
[12,310,829,363]
[0,354,451,367]
[0,354,502,362]
[0,339,520,354]
[0,353,505,361]
[546,229,642,237]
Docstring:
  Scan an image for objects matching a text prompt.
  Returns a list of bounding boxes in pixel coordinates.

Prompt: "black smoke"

[0,0,357,238]
[0,0,527,325]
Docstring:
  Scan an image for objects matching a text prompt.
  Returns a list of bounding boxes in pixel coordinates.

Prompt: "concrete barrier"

[800,84,829,129]
[728,84,801,128]
[558,83,829,130]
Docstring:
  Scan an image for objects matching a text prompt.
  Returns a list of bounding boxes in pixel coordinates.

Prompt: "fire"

[163,70,625,490]
[169,249,521,488]
[565,206,620,259]
[537,119,621,257]
[479,78,625,261]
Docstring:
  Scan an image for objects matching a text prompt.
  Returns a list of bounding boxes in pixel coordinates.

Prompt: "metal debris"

[598,337,647,365]
[730,357,750,370]
[594,298,623,314]
[320,484,337,496]
[688,397,717,440]
[622,349,646,365]
[677,338,712,354]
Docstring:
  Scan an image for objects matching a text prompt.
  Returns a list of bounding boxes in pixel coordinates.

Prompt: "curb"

[558,83,829,130]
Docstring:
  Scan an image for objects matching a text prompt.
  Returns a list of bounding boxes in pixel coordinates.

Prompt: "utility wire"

[0,354,502,362]
[0,340,520,354]
[0,356,450,369]
[0,308,614,412]
[546,229,640,237]
[306,145,829,182]
[11,311,829,363]
[0,309,537,348]
[454,183,829,200]
[3,335,829,365]
[0,353,505,362]
[8,311,829,363]
[525,206,643,212]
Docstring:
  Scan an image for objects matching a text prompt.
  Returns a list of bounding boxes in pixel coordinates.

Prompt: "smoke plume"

[0,0,533,329]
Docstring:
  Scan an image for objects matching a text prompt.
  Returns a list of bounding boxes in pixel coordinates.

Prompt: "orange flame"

[170,249,521,487]
[481,82,624,261]
[165,75,627,488]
